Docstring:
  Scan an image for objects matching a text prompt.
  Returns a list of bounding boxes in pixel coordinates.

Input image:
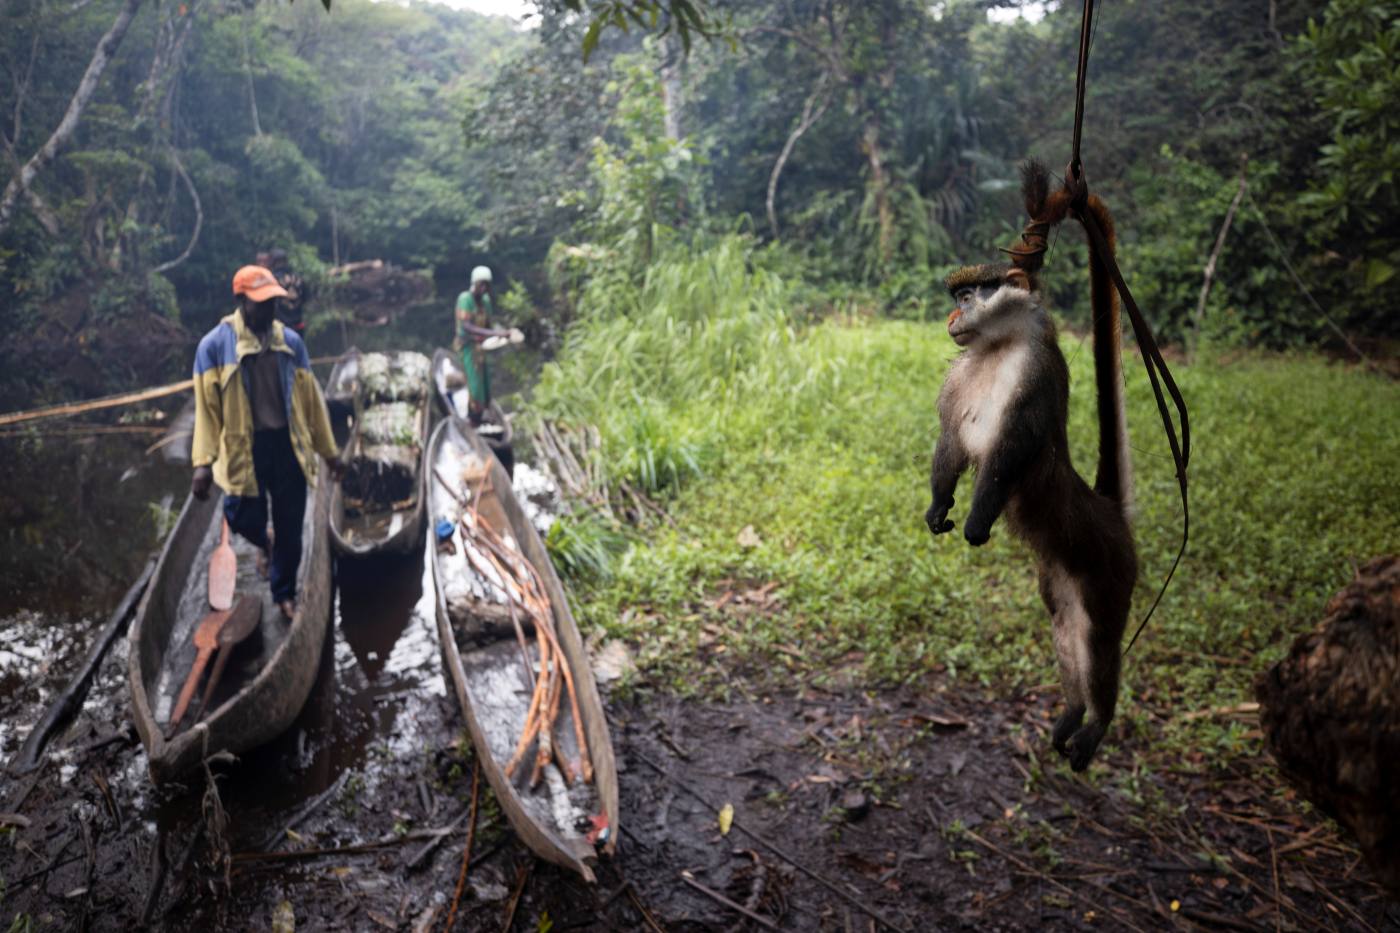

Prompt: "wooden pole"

[0,354,345,428]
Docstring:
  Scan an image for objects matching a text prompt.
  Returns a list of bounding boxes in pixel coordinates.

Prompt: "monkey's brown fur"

[929,160,1136,771]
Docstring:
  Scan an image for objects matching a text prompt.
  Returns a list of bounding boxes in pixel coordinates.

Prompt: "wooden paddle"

[166,606,230,738]
[209,518,236,611]
[192,595,262,723]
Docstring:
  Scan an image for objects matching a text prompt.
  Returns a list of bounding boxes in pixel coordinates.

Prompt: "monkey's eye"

[955,288,974,304]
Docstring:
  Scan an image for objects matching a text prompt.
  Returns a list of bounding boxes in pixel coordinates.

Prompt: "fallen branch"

[258,770,350,852]
[962,827,1149,933]
[442,756,480,933]
[625,882,667,933]
[1181,702,1260,722]
[501,858,532,932]
[139,829,168,927]
[232,828,454,864]
[11,558,155,772]
[73,723,137,755]
[633,749,910,933]
[405,805,472,872]
[679,871,780,930]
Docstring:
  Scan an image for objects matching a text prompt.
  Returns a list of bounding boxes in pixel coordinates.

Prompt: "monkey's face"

[948,283,1012,346]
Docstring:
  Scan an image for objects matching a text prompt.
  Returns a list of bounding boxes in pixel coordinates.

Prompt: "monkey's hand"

[925,500,955,536]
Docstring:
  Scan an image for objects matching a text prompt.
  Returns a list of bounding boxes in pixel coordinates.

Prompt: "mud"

[4,585,1398,932]
[1,426,1397,930]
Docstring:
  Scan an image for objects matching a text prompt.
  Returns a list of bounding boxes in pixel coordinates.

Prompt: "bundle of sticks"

[447,466,594,790]
[533,418,672,527]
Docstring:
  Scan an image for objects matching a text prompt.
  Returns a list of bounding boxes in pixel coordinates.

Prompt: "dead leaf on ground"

[590,639,636,684]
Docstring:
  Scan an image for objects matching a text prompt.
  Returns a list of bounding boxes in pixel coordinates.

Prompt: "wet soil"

[3,568,1398,933]
[1,419,1396,931]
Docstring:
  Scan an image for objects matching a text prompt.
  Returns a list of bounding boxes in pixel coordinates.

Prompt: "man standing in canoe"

[452,264,523,425]
[190,265,343,620]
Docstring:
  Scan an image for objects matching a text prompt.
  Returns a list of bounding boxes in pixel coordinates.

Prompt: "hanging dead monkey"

[926,160,1136,771]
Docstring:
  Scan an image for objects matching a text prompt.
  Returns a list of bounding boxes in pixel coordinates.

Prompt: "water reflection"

[145,541,441,841]
[0,432,185,618]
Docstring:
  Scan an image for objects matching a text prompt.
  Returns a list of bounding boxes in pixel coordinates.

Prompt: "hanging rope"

[1062,0,1191,655]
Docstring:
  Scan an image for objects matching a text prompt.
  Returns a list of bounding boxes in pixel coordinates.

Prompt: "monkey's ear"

[1006,268,1031,291]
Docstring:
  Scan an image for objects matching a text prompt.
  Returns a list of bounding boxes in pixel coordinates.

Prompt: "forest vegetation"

[1,0,1399,927]
[2,0,1397,407]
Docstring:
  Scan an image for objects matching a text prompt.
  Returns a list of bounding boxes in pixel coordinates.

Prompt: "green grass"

[536,236,1400,756]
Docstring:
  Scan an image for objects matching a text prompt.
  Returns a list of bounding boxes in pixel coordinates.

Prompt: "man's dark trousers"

[223,428,306,603]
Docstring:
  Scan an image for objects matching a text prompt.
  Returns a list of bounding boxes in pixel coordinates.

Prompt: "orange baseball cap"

[232,265,289,302]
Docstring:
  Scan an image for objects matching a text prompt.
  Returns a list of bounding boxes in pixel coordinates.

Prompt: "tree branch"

[0,0,145,236]
[152,148,202,274]
[241,12,263,137]
[766,74,830,239]
[1192,158,1248,356]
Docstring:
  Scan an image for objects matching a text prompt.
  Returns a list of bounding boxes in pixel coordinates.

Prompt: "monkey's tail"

[1008,159,1133,515]
[1005,160,1071,290]
[1076,194,1134,516]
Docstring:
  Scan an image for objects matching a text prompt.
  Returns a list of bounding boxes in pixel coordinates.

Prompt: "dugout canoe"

[431,347,514,476]
[128,475,332,784]
[323,346,360,448]
[426,416,618,881]
[328,350,431,557]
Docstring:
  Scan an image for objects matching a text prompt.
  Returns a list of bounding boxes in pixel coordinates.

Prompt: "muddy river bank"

[4,535,1398,931]
[2,332,1398,929]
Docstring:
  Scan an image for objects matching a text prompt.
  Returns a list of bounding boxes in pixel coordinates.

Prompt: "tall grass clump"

[566,316,1400,761]
[532,233,808,495]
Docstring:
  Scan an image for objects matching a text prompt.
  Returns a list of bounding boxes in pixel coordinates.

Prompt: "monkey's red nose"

[948,308,962,326]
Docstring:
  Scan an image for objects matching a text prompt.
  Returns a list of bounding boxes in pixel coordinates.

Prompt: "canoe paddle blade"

[166,606,231,738]
[208,518,236,611]
[193,595,262,724]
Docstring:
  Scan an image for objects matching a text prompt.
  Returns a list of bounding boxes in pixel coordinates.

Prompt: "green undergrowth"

[536,237,1400,761]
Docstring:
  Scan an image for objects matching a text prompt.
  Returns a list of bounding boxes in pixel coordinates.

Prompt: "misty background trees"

[1,0,1395,406]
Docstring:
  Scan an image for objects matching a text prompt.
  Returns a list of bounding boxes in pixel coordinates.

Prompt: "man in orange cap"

[190,265,343,619]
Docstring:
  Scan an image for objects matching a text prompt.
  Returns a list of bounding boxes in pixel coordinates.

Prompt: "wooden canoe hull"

[426,417,618,881]
[127,475,332,784]
[431,347,515,449]
[328,350,430,557]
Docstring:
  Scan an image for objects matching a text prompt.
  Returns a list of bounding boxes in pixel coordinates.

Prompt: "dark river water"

[0,297,545,868]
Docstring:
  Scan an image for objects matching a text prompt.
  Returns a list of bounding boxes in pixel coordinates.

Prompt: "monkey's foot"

[1051,705,1085,756]
[963,522,991,546]
[1066,720,1108,772]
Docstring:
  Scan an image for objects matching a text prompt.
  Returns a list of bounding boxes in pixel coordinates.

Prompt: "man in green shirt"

[452,265,522,424]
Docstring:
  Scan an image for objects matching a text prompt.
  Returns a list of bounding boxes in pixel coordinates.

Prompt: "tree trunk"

[766,76,830,239]
[0,0,145,236]
[143,0,204,274]
[659,32,683,142]
[241,12,264,137]
[860,118,893,267]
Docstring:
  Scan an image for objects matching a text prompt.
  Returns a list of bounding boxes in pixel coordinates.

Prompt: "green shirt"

[454,291,496,346]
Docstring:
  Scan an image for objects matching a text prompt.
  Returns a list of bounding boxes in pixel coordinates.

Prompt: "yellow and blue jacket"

[191,310,338,497]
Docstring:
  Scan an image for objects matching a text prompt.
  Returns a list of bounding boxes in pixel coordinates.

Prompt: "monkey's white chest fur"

[945,343,1031,462]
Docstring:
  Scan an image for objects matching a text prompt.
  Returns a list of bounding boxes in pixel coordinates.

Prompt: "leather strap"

[1074,203,1191,655]
[1067,0,1190,655]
